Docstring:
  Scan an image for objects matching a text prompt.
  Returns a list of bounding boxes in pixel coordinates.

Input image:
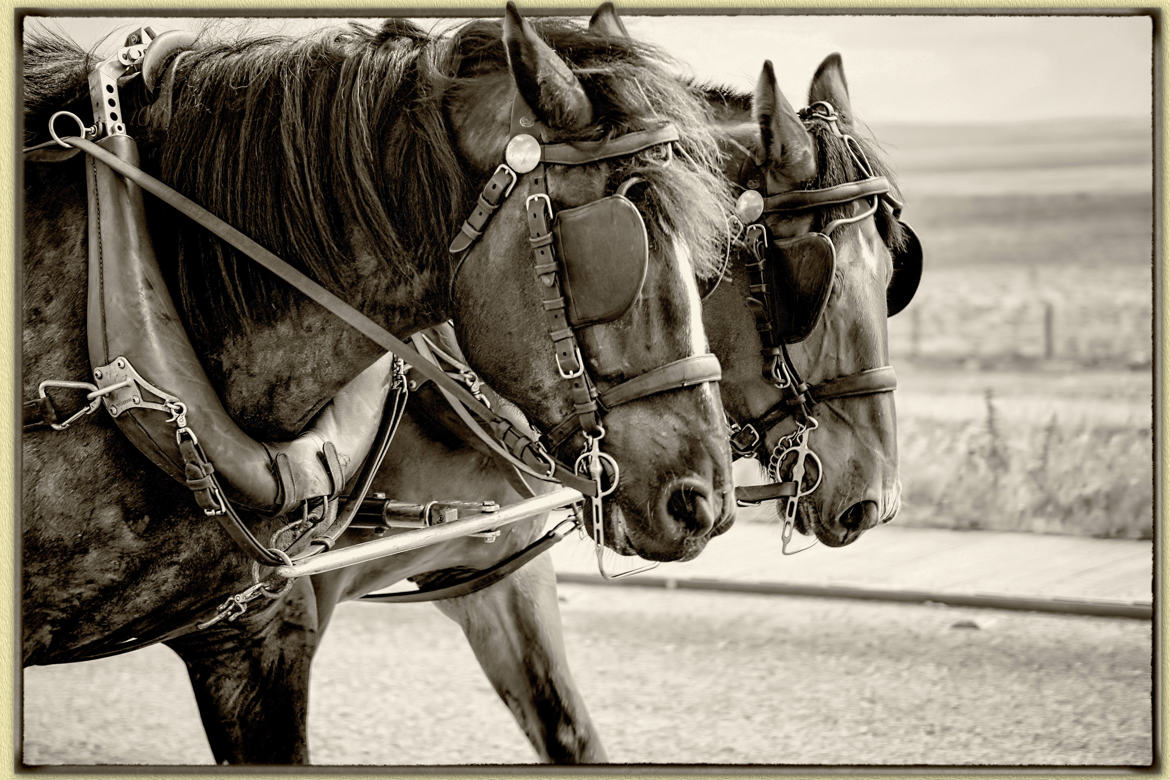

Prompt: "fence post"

[1043,301,1055,360]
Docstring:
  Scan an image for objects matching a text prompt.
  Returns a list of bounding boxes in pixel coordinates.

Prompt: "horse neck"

[198,265,447,440]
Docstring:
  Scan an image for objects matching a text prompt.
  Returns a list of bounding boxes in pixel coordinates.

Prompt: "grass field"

[739,118,1155,540]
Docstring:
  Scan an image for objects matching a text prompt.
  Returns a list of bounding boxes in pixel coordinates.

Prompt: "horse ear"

[503,2,594,131]
[808,52,852,125]
[753,60,815,186]
[589,2,631,38]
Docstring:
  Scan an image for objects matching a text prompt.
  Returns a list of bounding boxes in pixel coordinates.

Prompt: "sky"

[25,12,1152,125]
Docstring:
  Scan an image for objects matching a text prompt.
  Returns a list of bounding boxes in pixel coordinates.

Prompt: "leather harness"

[725,102,912,550]
[22,29,728,644]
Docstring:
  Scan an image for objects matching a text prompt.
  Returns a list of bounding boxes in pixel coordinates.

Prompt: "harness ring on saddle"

[729,101,909,554]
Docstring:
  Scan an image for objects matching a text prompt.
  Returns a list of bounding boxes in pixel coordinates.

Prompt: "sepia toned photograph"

[17,5,1155,769]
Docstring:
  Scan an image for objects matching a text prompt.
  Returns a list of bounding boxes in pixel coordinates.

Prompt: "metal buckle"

[729,423,761,456]
[555,343,586,380]
[745,222,768,247]
[526,192,553,221]
[494,164,519,199]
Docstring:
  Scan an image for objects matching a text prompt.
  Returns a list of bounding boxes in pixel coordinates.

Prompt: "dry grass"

[896,388,1152,540]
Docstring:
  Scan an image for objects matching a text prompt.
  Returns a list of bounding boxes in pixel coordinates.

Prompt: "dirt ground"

[22,584,1152,768]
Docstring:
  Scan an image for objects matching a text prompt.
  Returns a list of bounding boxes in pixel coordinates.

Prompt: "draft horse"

[308,20,923,764]
[20,6,739,758]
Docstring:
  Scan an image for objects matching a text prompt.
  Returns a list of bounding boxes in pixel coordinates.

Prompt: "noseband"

[448,97,723,569]
[729,102,906,552]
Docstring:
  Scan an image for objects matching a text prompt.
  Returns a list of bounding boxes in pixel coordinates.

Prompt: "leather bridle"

[728,102,901,552]
[448,96,723,564]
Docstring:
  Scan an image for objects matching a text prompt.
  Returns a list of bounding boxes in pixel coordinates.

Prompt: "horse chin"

[782,503,860,548]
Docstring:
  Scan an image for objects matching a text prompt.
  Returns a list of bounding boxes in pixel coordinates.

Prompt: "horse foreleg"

[432,553,606,763]
[165,578,320,764]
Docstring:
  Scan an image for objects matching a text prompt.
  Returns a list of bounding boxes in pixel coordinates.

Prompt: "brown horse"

[21,8,738,759]
[702,55,913,547]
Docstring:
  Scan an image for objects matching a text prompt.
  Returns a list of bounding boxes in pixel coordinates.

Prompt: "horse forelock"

[806,121,907,254]
[448,18,733,281]
[148,22,469,339]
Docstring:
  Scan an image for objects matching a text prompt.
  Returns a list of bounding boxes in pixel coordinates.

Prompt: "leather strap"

[734,481,797,504]
[359,519,574,604]
[810,366,897,402]
[598,353,722,409]
[527,168,604,441]
[408,334,541,497]
[22,397,59,430]
[742,226,780,353]
[448,165,517,258]
[541,124,679,166]
[302,373,412,557]
[762,176,892,214]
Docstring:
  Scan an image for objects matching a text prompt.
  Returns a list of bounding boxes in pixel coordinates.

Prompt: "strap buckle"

[526,192,553,221]
[555,343,586,380]
[729,422,761,456]
[493,164,519,199]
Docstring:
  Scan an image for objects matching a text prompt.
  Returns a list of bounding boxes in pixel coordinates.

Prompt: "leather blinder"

[887,221,922,317]
[554,195,648,327]
[766,232,836,344]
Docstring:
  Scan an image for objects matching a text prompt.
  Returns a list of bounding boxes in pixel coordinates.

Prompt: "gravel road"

[22,585,1151,767]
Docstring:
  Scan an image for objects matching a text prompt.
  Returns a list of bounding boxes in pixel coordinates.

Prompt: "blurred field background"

[740,116,1153,541]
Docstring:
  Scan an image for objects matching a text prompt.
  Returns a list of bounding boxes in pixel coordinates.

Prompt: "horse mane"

[691,80,753,122]
[148,20,468,337]
[805,118,907,253]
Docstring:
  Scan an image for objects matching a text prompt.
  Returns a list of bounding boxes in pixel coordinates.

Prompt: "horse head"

[437,6,740,562]
[706,57,920,547]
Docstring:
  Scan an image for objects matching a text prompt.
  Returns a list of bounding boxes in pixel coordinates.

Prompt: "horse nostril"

[838,500,879,533]
[664,478,716,536]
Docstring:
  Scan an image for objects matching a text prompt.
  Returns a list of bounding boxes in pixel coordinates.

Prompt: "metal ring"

[48,111,87,149]
[265,547,295,568]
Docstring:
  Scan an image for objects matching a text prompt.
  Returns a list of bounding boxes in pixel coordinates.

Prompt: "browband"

[541,124,680,166]
[763,176,895,214]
